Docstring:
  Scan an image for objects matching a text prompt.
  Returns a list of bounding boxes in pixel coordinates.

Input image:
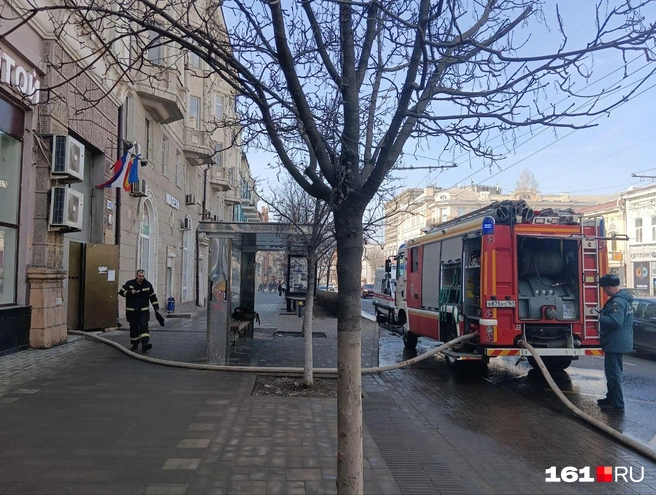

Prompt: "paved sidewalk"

[1,292,656,494]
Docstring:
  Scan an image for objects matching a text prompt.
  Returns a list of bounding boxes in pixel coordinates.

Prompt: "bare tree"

[516,168,540,193]
[4,1,656,492]
[263,176,335,387]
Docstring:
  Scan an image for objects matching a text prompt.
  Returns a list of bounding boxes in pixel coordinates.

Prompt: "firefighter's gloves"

[155,311,165,327]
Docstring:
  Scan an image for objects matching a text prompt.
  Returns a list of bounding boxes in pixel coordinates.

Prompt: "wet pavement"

[1,292,656,494]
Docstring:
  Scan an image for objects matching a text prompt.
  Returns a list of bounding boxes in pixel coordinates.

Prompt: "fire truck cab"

[393,200,608,373]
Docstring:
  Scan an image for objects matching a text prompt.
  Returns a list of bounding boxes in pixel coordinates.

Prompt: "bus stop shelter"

[198,221,313,364]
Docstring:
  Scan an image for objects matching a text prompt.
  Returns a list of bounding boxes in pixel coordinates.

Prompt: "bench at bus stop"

[229,307,260,345]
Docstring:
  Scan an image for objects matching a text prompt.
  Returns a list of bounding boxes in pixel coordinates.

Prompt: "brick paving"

[1,291,656,494]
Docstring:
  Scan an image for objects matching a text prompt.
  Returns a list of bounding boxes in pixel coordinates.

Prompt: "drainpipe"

[116,104,124,247]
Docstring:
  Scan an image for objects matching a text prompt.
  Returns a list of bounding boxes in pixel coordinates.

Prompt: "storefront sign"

[0,49,40,104]
[629,246,656,260]
[634,261,650,290]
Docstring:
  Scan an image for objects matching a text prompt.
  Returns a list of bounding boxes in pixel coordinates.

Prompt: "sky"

[230,2,656,209]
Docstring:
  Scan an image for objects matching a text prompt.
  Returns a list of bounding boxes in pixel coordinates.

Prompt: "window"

[145,118,151,159]
[411,246,419,273]
[189,50,201,69]
[643,303,656,320]
[175,150,180,186]
[215,95,224,120]
[609,231,617,252]
[189,96,200,129]
[140,203,152,280]
[635,218,643,243]
[214,142,223,167]
[652,216,656,241]
[0,114,23,305]
[161,135,168,175]
[147,29,163,64]
[181,218,193,302]
[458,207,465,216]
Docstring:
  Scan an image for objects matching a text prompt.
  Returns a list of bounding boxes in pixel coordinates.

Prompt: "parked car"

[361,284,375,298]
[630,297,656,354]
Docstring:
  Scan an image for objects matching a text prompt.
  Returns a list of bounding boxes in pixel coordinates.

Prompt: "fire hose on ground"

[67,330,476,375]
[68,329,656,463]
[519,340,656,464]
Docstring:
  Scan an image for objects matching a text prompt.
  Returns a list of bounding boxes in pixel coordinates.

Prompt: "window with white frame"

[189,96,200,130]
[140,203,153,280]
[651,216,656,241]
[181,218,194,302]
[189,50,201,69]
[214,142,223,167]
[636,218,643,243]
[147,29,163,64]
[161,135,168,175]
[215,95,224,120]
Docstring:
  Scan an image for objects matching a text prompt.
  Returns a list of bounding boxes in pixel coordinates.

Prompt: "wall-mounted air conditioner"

[130,179,148,197]
[51,135,85,182]
[49,186,84,231]
[185,193,196,205]
[181,217,192,230]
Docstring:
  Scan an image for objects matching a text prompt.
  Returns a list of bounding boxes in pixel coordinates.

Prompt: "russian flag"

[95,151,140,191]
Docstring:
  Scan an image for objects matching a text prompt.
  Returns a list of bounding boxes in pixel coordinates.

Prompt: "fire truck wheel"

[527,356,573,373]
[403,329,418,350]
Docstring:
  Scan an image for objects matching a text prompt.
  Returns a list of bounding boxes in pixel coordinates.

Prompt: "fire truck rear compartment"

[517,237,580,323]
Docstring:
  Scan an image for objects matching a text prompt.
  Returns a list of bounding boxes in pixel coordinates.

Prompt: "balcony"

[208,166,232,192]
[183,127,214,166]
[225,189,241,206]
[134,65,185,124]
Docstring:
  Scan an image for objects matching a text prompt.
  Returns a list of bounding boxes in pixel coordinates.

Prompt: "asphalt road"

[375,321,656,455]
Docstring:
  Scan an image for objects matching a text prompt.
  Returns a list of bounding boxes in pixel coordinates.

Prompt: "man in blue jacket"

[597,274,633,411]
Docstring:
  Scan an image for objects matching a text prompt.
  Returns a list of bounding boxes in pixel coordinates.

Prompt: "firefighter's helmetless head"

[136,269,146,284]
[599,273,620,296]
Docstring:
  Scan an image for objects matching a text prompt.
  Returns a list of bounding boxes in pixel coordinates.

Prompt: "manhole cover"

[274,331,327,338]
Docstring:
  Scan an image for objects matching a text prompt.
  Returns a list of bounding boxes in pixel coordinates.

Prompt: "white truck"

[372,265,397,324]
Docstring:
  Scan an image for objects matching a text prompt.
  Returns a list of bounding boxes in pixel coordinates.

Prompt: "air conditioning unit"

[181,217,192,230]
[185,193,196,206]
[49,186,84,231]
[51,135,85,182]
[130,179,148,197]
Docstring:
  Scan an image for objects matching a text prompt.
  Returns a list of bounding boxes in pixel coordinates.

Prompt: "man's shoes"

[599,403,624,411]
[130,344,139,351]
[142,343,153,352]
[597,398,611,405]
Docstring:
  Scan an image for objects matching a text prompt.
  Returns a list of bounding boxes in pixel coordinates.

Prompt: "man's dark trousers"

[128,312,150,348]
[604,352,624,408]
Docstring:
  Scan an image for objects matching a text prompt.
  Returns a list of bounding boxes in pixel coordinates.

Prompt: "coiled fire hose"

[519,340,656,463]
[67,330,476,375]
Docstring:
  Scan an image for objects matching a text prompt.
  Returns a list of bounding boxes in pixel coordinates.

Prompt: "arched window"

[140,203,152,279]
[181,216,194,302]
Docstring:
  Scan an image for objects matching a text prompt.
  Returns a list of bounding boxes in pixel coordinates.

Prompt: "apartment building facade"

[382,184,607,258]
[0,2,256,354]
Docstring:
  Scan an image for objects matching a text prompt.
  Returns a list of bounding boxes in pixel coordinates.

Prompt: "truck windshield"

[395,253,406,279]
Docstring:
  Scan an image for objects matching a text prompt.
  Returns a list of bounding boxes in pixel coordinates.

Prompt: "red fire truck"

[392,200,610,372]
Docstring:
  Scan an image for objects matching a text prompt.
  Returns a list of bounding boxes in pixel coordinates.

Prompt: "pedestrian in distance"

[597,274,633,411]
[118,269,164,352]
[278,281,283,296]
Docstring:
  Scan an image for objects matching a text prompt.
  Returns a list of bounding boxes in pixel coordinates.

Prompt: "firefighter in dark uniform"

[597,273,633,411]
[119,269,160,352]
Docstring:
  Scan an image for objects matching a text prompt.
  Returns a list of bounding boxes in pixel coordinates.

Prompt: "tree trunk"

[303,251,317,386]
[334,208,364,495]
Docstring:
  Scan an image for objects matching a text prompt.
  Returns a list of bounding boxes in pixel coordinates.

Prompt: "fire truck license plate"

[486,300,516,308]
